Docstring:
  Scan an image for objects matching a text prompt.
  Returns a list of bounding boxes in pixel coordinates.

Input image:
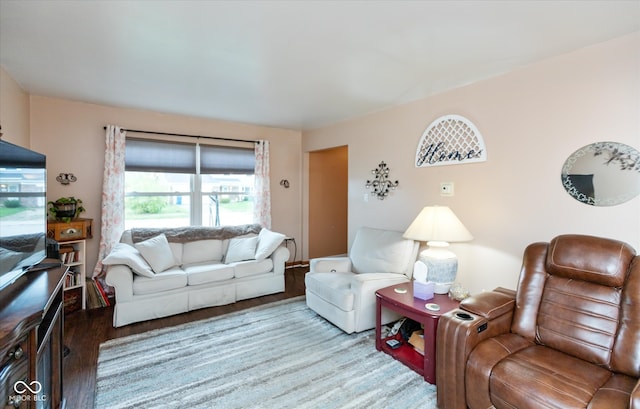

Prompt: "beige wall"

[4,32,639,294]
[0,66,30,147]
[28,96,303,274]
[303,32,640,294]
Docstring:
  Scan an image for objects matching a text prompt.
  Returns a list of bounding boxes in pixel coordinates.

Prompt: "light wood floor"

[62,267,307,409]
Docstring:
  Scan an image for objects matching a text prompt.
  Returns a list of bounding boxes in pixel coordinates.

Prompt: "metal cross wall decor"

[366,161,399,200]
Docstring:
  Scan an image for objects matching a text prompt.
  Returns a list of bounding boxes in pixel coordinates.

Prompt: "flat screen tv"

[0,140,48,291]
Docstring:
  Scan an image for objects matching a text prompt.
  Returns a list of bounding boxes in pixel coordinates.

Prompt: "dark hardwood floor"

[63,267,307,409]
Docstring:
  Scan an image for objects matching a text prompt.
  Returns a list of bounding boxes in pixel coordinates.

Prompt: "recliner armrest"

[436,289,516,409]
[309,257,352,273]
[350,273,409,332]
[460,290,516,320]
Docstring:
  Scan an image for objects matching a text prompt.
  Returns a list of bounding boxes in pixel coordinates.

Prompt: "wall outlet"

[440,182,454,196]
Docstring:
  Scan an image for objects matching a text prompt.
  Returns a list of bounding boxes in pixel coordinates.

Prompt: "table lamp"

[403,206,473,294]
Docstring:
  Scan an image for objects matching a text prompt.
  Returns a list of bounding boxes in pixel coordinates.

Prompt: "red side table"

[375,282,460,383]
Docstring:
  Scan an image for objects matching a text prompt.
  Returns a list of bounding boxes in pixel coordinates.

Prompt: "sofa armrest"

[436,290,516,409]
[310,257,352,273]
[270,246,289,275]
[632,378,640,409]
[105,264,134,303]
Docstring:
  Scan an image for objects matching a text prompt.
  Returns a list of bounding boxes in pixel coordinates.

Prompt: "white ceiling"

[1,1,639,131]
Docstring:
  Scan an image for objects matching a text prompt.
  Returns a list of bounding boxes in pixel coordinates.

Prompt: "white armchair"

[305,227,419,334]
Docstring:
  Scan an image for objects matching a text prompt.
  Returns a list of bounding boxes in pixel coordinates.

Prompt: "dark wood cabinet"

[1,264,66,409]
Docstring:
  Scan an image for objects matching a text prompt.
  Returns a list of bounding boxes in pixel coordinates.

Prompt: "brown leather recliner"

[436,234,639,409]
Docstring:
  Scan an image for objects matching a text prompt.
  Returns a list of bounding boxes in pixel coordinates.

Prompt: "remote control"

[386,339,401,349]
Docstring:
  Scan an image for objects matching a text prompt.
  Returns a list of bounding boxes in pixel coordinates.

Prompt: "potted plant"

[48,196,85,222]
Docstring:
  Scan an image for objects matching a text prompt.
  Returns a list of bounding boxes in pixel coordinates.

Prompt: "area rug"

[95,297,437,409]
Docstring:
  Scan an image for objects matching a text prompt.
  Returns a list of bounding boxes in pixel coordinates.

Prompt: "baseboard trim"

[286,261,309,269]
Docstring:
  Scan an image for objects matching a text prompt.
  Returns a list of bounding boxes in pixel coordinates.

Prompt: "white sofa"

[305,227,419,334]
[104,224,289,327]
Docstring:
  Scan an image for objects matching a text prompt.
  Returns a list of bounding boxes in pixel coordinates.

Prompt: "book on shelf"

[64,268,82,288]
[59,245,75,264]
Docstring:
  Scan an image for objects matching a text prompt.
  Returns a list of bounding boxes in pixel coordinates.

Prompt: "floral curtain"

[92,125,126,278]
[253,140,271,229]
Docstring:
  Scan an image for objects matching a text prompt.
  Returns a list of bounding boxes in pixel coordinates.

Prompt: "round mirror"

[561,142,640,206]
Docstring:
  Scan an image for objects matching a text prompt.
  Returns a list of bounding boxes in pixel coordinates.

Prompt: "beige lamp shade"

[403,206,473,243]
[403,206,472,294]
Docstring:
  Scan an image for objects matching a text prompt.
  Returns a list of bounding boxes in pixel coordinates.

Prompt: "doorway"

[308,146,348,259]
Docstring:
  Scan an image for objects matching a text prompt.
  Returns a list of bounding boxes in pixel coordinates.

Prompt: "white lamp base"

[418,242,458,294]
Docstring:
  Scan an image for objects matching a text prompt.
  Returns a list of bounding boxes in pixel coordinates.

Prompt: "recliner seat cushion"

[305,272,354,311]
[489,345,611,409]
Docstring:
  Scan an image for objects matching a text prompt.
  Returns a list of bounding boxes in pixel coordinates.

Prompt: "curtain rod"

[103,126,258,145]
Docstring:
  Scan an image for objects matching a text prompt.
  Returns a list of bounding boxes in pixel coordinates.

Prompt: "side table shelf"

[378,332,426,375]
[59,239,86,312]
[375,283,460,384]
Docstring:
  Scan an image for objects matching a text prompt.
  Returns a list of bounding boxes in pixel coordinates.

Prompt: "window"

[124,139,255,229]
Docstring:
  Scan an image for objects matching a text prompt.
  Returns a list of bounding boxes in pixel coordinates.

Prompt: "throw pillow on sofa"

[182,239,224,265]
[134,234,177,273]
[102,243,155,278]
[225,236,258,263]
[255,228,286,261]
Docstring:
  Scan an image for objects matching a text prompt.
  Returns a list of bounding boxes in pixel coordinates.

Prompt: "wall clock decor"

[415,114,487,167]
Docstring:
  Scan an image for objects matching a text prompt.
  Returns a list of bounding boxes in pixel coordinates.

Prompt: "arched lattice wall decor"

[415,114,487,168]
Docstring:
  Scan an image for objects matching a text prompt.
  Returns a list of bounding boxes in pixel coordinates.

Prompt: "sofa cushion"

[132,267,187,295]
[183,262,234,286]
[169,242,183,265]
[134,234,178,273]
[182,239,223,265]
[255,228,286,261]
[225,236,258,263]
[233,259,273,278]
[305,272,354,311]
[102,243,155,278]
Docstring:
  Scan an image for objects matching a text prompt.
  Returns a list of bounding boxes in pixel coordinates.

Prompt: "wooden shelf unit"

[47,219,92,313]
[58,239,86,311]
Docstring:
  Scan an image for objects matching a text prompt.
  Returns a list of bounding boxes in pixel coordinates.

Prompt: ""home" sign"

[414,115,487,168]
